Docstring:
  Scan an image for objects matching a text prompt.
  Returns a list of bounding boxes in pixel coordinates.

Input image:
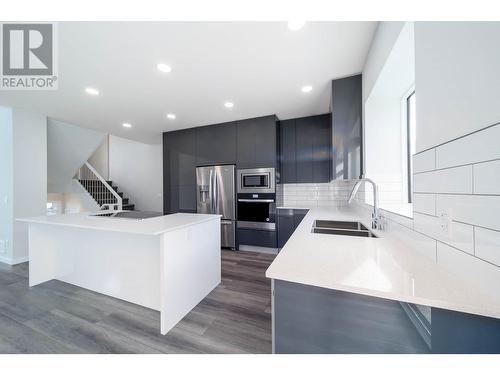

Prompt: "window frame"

[406,90,416,203]
[401,87,416,205]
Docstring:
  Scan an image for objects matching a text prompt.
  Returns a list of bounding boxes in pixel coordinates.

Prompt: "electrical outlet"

[439,209,452,235]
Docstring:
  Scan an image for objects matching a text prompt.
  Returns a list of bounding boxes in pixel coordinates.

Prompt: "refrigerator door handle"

[214,173,218,214]
[209,168,214,213]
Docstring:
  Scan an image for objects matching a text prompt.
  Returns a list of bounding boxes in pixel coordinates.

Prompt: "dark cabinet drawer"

[237,228,277,248]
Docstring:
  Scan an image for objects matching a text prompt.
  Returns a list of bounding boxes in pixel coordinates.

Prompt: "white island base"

[21,213,221,335]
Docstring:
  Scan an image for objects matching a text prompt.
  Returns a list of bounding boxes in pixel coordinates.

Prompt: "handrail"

[77,161,123,210]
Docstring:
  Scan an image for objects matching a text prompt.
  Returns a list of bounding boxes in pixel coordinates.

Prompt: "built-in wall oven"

[237,168,276,231]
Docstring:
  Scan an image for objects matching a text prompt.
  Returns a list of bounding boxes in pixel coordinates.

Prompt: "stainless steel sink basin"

[311,220,377,238]
[311,227,377,238]
[313,220,369,231]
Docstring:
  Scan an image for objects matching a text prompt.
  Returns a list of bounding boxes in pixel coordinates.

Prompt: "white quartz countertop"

[17,212,221,236]
[266,207,500,320]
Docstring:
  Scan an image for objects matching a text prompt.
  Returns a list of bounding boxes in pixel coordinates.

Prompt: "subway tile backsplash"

[413,165,473,194]
[279,180,356,208]
[280,122,500,300]
[435,123,500,169]
[366,121,500,299]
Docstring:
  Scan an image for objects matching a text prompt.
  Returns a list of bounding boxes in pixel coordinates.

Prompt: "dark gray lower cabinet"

[273,280,430,354]
[237,229,277,248]
[277,209,308,248]
[432,307,500,353]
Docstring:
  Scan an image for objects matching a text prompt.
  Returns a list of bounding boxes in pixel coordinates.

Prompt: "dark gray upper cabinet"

[331,74,363,180]
[214,122,237,164]
[281,114,331,183]
[195,125,214,166]
[312,115,332,183]
[295,117,315,183]
[237,115,278,169]
[279,119,296,183]
[196,121,237,166]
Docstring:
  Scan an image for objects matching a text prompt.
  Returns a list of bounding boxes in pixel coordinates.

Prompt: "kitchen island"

[18,212,221,335]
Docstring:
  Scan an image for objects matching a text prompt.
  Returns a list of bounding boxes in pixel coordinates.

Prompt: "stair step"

[123,204,135,211]
[122,198,129,205]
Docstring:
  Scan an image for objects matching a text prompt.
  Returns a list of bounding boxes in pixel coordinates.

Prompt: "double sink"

[311,220,378,238]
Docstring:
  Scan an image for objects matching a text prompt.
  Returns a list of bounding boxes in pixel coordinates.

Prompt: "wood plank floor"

[0,250,276,354]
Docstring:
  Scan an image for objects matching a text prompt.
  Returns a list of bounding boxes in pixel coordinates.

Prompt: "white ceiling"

[0,22,377,144]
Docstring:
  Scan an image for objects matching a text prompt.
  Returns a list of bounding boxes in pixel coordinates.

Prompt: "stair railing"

[77,161,123,210]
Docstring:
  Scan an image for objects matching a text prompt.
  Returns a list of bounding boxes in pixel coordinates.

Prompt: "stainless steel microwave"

[237,168,276,194]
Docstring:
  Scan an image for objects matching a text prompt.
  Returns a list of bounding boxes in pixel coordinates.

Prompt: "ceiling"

[0,22,377,144]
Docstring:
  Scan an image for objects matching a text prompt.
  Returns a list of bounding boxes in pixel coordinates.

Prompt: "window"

[46,201,59,215]
[406,91,416,203]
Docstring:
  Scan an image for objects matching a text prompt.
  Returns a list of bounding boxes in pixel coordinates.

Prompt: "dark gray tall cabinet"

[331,74,363,180]
[163,128,197,214]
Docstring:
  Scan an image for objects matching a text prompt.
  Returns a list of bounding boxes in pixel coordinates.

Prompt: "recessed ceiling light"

[301,85,313,93]
[122,123,132,128]
[85,87,99,96]
[167,113,176,120]
[224,102,234,108]
[288,20,305,31]
[157,63,172,73]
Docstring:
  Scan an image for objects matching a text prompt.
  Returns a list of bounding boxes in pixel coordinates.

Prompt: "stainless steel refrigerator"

[196,165,236,249]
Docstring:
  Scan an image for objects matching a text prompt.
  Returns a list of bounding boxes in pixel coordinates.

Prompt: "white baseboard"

[0,255,29,265]
[238,245,278,255]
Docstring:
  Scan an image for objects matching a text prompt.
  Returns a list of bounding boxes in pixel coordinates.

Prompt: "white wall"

[359,21,500,301]
[0,107,47,264]
[415,22,500,152]
[109,135,163,212]
[47,118,106,192]
[362,22,405,104]
[364,22,415,207]
[88,134,109,179]
[0,107,14,262]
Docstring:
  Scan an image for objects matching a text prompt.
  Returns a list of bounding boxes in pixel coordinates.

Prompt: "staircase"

[79,179,136,211]
[77,162,135,211]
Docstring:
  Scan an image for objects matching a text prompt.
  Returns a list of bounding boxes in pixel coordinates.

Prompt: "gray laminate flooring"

[0,250,275,354]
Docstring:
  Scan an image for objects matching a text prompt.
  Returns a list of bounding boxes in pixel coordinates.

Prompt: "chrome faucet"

[347,178,381,230]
